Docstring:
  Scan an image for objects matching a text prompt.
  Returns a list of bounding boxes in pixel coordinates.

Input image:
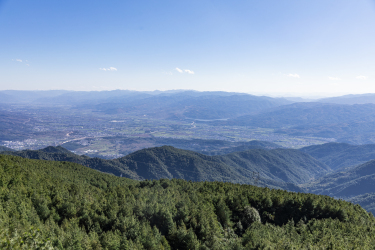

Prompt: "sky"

[1,0,375,96]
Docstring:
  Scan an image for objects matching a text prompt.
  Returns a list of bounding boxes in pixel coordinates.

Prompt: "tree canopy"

[1,155,374,249]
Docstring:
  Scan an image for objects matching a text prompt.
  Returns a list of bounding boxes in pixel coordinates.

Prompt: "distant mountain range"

[228,102,375,128]
[223,102,375,144]
[3,90,375,105]
[3,90,375,214]
[93,93,291,120]
[4,90,375,144]
[318,93,375,105]
[0,90,291,120]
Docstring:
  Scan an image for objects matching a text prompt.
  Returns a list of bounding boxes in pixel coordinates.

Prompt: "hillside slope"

[304,159,375,198]
[116,146,304,191]
[218,148,330,184]
[1,154,374,249]
[0,146,15,152]
[348,193,375,215]
[2,145,329,192]
[1,146,140,179]
[197,140,281,156]
[300,142,375,170]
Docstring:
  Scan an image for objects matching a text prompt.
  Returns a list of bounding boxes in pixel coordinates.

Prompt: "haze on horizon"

[1,0,375,97]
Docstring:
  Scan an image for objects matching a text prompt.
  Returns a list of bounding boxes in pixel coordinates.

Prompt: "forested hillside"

[2,145,329,191]
[1,155,374,249]
[219,148,329,184]
[349,193,375,216]
[1,146,140,179]
[0,146,14,152]
[5,144,375,215]
[304,159,375,198]
[196,140,281,156]
[300,142,375,170]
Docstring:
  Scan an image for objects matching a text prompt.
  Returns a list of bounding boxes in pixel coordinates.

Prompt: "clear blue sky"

[1,0,375,96]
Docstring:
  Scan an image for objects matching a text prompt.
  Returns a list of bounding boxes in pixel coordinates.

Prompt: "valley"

[2,90,375,248]
[0,90,339,158]
[3,1,375,247]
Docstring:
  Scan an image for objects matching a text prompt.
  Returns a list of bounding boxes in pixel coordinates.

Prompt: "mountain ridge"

[1,145,331,192]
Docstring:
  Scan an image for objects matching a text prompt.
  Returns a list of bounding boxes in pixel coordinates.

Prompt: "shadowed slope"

[300,142,375,170]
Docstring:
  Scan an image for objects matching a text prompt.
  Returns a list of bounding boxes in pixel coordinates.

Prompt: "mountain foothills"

[62,138,282,159]
[3,142,375,215]
[1,154,375,249]
[299,142,375,170]
[0,146,15,152]
[304,159,375,198]
[3,90,375,248]
[1,145,331,191]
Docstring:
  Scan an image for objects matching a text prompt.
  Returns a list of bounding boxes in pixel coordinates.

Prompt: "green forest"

[1,155,375,249]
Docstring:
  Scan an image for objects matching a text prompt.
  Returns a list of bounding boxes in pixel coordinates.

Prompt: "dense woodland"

[3,143,375,214]
[1,145,330,192]
[1,155,375,249]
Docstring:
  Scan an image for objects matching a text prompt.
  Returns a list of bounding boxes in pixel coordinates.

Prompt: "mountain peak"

[40,146,72,154]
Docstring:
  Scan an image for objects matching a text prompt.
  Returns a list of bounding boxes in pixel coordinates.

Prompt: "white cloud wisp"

[99,67,117,71]
[175,67,194,74]
[356,76,368,80]
[329,77,340,81]
[184,69,194,74]
[288,73,300,78]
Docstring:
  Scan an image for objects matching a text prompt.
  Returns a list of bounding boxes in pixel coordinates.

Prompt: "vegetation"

[300,142,375,170]
[302,158,375,214]
[2,145,330,191]
[1,146,141,180]
[195,140,281,156]
[1,154,375,249]
[219,148,329,184]
[0,146,14,152]
[349,193,375,215]
[304,159,375,198]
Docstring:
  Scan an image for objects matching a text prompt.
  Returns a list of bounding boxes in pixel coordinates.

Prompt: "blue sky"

[1,0,375,96]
